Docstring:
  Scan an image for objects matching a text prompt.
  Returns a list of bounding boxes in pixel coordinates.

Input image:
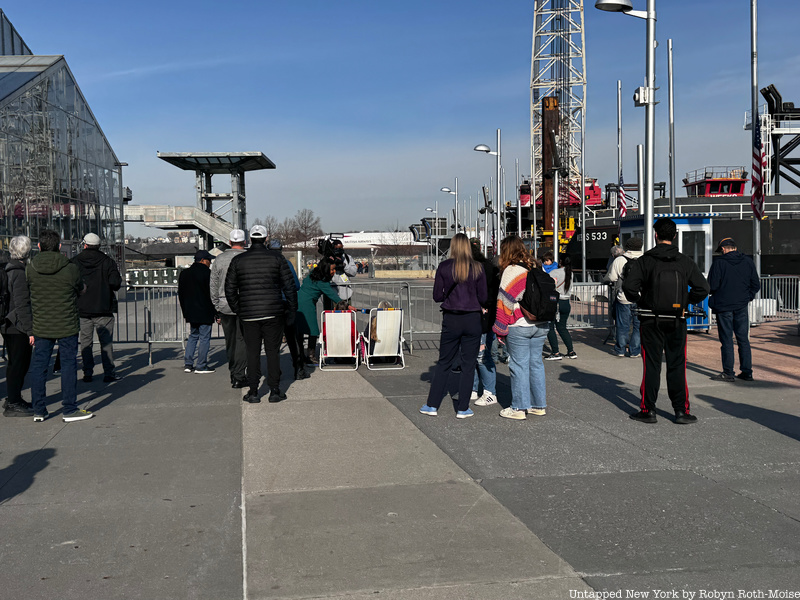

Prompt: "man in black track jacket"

[225,225,298,404]
[71,233,122,383]
[622,218,710,425]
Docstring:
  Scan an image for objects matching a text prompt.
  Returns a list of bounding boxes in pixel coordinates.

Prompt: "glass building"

[0,10,123,262]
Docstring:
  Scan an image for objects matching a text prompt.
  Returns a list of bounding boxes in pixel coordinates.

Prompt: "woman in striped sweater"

[492,236,548,420]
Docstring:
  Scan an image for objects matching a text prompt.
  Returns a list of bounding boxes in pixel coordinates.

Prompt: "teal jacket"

[26,251,83,339]
[296,278,342,337]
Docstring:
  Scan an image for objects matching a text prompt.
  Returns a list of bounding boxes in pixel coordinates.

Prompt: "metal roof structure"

[156,152,276,174]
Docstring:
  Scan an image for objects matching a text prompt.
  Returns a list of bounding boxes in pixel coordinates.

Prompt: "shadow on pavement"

[696,393,800,442]
[0,448,56,504]
[557,363,660,417]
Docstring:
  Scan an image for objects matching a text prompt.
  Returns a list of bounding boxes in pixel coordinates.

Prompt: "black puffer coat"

[225,244,298,320]
[178,262,216,325]
[72,248,122,317]
[3,260,33,336]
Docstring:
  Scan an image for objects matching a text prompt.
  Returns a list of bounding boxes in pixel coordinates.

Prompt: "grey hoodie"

[210,247,244,315]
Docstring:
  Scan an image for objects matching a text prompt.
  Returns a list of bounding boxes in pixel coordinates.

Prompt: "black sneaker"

[82,374,93,383]
[4,402,34,417]
[103,374,122,383]
[195,367,215,374]
[629,410,657,424]
[295,366,309,380]
[243,391,261,404]
[566,351,578,359]
[674,411,698,424]
[711,372,735,382]
[33,411,49,422]
[736,372,754,382]
[268,388,287,403]
[184,365,194,373]
[545,352,563,361]
[232,379,248,389]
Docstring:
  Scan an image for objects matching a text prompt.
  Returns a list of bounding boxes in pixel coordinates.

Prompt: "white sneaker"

[470,390,480,401]
[474,392,498,406]
[499,407,526,420]
[527,407,546,416]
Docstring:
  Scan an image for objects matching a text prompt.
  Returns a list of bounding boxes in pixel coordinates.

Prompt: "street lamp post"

[440,177,459,233]
[474,128,501,255]
[426,205,440,268]
[596,0,656,250]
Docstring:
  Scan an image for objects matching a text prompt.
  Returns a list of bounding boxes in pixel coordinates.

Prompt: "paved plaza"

[0,321,798,599]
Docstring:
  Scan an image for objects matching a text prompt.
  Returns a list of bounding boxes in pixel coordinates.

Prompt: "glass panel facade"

[0,61,122,260]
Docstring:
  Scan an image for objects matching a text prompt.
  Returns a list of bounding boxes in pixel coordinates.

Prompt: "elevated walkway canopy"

[154,151,276,248]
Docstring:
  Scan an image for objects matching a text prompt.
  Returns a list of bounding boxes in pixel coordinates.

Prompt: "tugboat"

[682,166,748,198]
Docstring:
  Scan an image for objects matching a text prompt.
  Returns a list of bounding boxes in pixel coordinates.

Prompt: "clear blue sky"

[9,1,799,235]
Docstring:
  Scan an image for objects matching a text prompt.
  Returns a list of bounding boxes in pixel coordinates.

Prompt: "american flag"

[618,171,627,219]
[751,120,766,220]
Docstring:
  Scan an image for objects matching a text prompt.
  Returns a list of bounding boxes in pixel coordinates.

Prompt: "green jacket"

[26,251,83,339]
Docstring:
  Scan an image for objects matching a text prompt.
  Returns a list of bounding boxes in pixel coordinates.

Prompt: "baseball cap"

[83,233,101,245]
[715,237,737,252]
[229,229,245,243]
[250,225,267,239]
[194,250,214,262]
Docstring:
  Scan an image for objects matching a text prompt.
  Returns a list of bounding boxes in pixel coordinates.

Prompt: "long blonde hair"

[448,233,483,282]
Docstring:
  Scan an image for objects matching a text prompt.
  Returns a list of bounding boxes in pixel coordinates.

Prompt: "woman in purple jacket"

[420,233,487,419]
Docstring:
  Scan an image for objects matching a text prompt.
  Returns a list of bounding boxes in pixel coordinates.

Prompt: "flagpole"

[617,80,626,224]
[751,0,761,275]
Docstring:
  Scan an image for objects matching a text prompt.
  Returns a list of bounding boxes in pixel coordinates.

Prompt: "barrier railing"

[749,276,799,324]
[348,281,414,351]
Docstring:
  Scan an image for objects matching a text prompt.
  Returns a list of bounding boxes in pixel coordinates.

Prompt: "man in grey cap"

[178,250,217,374]
[210,229,248,388]
[71,232,123,383]
[225,225,297,403]
[707,237,761,382]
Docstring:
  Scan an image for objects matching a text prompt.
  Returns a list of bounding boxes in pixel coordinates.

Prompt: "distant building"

[0,10,124,263]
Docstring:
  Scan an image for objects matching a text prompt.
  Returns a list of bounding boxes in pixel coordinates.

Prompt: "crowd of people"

[2,217,761,424]
[421,217,759,424]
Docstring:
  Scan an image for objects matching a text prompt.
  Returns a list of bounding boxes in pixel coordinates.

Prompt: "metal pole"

[516,159,522,237]
[496,129,502,249]
[580,108,586,281]
[617,79,623,219]
[668,38,677,213]
[553,169,560,264]
[637,144,645,239]
[644,0,656,251]
[751,0,761,275]
[454,177,459,233]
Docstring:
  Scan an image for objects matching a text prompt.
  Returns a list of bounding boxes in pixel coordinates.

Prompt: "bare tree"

[294,208,323,252]
[383,223,418,270]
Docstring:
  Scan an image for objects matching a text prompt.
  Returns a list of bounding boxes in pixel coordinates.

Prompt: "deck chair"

[319,310,359,371]
[364,308,405,370]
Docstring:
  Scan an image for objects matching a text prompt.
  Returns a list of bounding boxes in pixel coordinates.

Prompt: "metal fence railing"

[110,275,799,363]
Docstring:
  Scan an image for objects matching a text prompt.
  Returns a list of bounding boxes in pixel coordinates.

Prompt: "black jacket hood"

[645,243,680,261]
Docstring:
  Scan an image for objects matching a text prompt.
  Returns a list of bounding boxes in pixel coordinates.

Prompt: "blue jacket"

[707,251,760,313]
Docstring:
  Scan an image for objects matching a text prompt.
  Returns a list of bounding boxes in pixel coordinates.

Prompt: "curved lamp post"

[595,0,655,250]
[474,129,501,255]
[440,178,459,234]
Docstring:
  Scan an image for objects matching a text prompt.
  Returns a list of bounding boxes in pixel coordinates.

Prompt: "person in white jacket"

[604,237,643,357]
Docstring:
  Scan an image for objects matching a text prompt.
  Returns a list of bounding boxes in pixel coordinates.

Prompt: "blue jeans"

[505,324,548,411]
[185,323,212,370]
[615,302,641,356]
[31,335,78,416]
[716,307,752,377]
[472,332,497,395]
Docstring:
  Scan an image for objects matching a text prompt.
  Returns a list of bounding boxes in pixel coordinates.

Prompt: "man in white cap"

[225,225,298,403]
[71,232,122,383]
[210,229,248,388]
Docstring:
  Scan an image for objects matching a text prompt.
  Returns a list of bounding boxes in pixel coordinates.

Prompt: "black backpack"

[519,267,559,322]
[645,259,688,315]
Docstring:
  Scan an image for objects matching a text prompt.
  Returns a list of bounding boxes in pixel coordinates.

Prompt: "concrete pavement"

[0,320,798,599]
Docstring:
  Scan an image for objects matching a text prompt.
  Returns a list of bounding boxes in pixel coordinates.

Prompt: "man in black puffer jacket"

[225,225,298,404]
[72,233,122,383]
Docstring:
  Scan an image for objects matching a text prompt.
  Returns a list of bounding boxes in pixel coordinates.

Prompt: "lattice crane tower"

[530,0,587,203]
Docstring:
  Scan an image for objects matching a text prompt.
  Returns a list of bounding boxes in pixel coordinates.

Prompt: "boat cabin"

[683,166,747,198]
